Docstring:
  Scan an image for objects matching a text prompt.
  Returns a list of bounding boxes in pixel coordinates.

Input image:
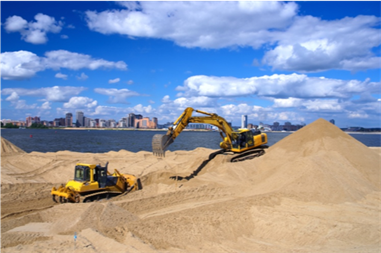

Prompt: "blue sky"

[1,1,380,128]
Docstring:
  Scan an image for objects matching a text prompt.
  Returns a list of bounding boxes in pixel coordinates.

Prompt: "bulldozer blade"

[152,134,173,157]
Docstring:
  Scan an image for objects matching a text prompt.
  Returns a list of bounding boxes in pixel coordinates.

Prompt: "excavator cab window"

[74,165,90,182]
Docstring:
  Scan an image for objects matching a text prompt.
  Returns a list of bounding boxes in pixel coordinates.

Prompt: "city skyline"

[1,2,380,128]
[2,111,310,130]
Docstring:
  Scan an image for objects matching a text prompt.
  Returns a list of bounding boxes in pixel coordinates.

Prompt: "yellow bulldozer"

[51,162,142,203]
[152,107,268,162]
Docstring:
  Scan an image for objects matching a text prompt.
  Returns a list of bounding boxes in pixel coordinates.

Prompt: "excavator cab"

[231,130,254,150]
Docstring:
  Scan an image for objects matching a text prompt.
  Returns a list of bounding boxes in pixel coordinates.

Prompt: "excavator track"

[229,145,268,162]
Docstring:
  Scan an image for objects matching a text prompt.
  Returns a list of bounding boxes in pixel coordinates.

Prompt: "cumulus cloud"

[173,96,217,108]
[177,74,380,99]
[161,95,172,103]
[40,101,51,110]
[63,96,97,109]
[5,92,20,102]
[85,2,380,72]
[2,86,87,102]
[4,13,63,44]
[262,15,381,72]
[43,50,127,71]
[108,78,120,84]
[94,88,141,104]
[76,73,88,81]
[133,104,153,114]
[1,50,127,80]
[55,72,68,80]
[86,2,297,49]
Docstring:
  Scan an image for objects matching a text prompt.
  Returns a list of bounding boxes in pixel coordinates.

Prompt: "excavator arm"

[152,107,236,156]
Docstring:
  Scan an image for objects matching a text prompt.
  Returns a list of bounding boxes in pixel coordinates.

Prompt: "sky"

[1,1,380,128]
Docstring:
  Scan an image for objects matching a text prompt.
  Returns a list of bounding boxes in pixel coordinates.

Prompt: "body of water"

[1,129,380,153]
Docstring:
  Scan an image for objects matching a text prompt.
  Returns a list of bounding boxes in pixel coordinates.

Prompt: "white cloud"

[40,101,51,110]
[63,97,97,109]
[108,78,120,84]
[4,16,28,32]
[94,88,141,104]
[1,50,127,80]
[43,50,127,71]
[76,73,88,81]
[127,80,134,85]
[1,51,44,80]
[273,97,343,112]
[55,72,68,80]
[2,86,87,102]
[86,2,297,49]
[5,92,20,102]
[61,34,69,39]
[133,104,153,114]
[347,112,369,119]
[149,100,155,104]
[177,74,380,99]
[262,15,381,72]
[4,13,63,44]
[85,2,380,72]
[161,95,172,103]
[173,96,217,108]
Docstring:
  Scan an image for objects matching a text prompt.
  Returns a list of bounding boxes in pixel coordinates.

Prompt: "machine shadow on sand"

[169,149,225,181]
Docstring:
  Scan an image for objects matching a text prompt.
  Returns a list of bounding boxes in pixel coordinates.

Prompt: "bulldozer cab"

[96,165,108,188]
[74,165,91,182]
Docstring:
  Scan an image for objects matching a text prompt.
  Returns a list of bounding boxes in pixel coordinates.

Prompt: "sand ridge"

[1,118,380,252]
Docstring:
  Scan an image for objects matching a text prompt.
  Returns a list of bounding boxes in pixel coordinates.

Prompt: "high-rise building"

[153,117,158,128]
[65,113,73,127]
[241,115,248,128]
[128,113,135,127]
[76,111,84,127]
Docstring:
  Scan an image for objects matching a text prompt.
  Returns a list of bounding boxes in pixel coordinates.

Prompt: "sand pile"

[249,118,380,203]
[1,119,380,252]
[1,137,25,155]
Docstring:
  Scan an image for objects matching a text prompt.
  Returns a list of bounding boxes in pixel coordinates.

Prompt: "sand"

[1,118,380,252]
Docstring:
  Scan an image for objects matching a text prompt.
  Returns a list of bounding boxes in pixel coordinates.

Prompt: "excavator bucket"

[152,134,173,157]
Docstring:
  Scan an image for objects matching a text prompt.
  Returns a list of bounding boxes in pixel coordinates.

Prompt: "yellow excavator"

[51,162,142,203]
[152,107,268,162]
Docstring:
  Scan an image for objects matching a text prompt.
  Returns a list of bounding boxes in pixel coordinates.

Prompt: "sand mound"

[250,118,380,203]
[1,118,380,252]
[1,137,25,154]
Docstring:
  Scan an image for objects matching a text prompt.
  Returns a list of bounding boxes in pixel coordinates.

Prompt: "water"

[1,129,380,153]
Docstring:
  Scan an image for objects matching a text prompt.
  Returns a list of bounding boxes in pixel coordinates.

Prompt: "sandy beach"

[1,118,380,252]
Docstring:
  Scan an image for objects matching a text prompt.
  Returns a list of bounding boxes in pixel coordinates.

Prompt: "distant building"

[330,119,335,125]
[135,117,157,129]
[26,116,40,127]
[76,111,84,127]
[241,115,247,128]
[65,113,73,127]
[53,118,65,127]
[128,113,135,127]
[153,117,158,126]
